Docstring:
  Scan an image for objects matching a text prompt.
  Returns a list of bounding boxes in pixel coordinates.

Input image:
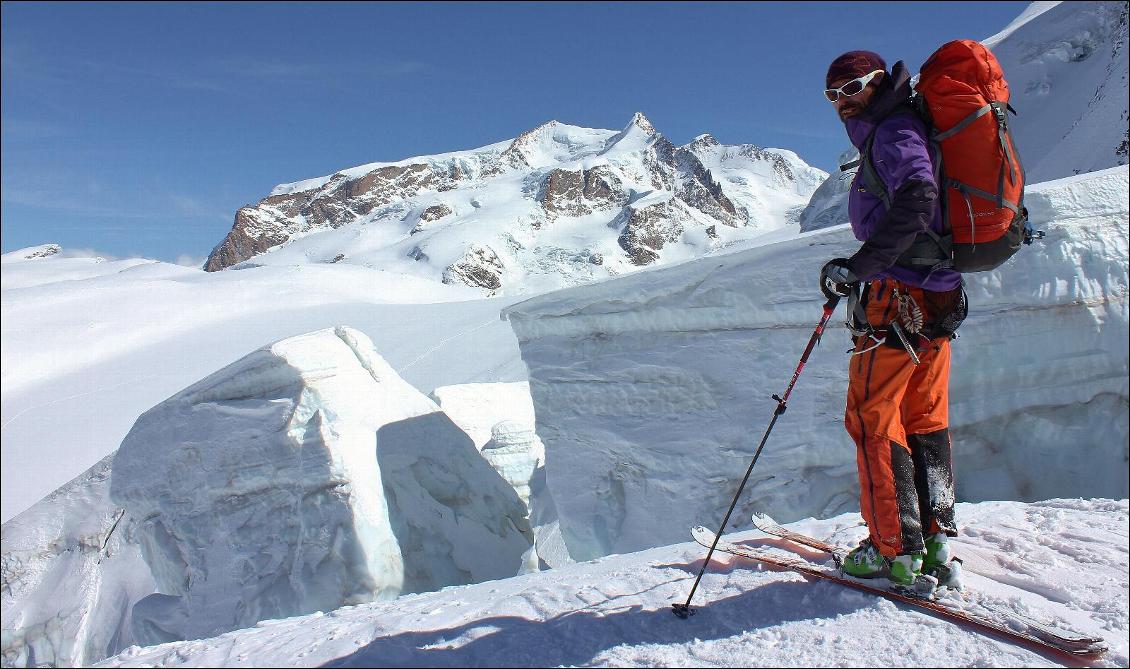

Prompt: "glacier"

[2,327,532,665]
[504,165,1129,563]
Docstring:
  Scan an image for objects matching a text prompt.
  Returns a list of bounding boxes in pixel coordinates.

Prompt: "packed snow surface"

[97,499,1129,668]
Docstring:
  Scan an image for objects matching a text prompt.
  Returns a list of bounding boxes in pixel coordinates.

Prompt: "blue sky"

[2,1,1030,264]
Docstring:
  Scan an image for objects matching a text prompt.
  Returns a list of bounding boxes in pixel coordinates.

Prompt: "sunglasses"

[824,69,884,102]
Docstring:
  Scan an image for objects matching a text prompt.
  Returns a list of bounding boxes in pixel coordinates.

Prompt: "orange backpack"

[854,40,1041,273]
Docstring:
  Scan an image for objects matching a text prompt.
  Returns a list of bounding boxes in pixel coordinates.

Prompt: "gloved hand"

[819,258,858,300]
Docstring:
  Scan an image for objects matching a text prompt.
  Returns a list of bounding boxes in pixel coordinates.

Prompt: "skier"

[818,51,967,589]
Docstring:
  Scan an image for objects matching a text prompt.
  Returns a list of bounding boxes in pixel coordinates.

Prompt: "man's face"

[830,72,883,121]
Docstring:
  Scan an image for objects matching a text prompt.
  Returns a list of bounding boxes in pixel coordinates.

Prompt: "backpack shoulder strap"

[846,98,954,273]
[840,99,921,209]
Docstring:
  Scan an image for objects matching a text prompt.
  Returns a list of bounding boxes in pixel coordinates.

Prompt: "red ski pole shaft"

[673,296,840,619]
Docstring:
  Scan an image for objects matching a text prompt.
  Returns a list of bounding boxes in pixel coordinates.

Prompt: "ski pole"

[672,295,841,619]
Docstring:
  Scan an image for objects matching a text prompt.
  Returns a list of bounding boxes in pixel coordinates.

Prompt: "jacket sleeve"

[845,117,939,281]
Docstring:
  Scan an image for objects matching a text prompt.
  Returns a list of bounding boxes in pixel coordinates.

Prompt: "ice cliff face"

[203,114,825,295]
[24,326,528,651]
[1,456,153,668]
[504,166,1129,563]
[3,327,535,667]
[798,148,858,233]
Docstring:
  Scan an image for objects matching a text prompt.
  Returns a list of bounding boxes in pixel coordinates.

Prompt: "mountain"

[204,113,826,294]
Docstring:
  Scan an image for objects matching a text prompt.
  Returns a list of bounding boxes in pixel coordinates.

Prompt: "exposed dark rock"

[205,161,468,271]
[442,245,504,291]
[673,147,742,227]
[419,203,453,223]
[204,207,292,272]
[541,166,628,219]
[615,200,685,266]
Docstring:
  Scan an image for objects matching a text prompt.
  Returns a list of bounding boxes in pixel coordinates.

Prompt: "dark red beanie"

[826,51,887,88]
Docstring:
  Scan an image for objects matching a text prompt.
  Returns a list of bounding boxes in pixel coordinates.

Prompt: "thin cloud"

[0,186,156,219]
[1,182,233,225]
[216,57,430,80]
[169,193,231,222]
[5,41,430,100]
[174,254,208,268]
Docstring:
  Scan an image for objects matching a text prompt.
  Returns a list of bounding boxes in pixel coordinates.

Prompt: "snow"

[107,326,531,644]
[983,1,1128,182]
[2,327,533,666]
[481,421,546,511]
[96,499,1129,668]
[1,455,155,667]
[430,382,536,450]
[0,262,526,524]
[269,140,515,196]
[503,165,1128,563]
[2,5,1127,666]
[224,112,826,297]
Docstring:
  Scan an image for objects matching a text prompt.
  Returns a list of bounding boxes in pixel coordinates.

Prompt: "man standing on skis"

[818,51,966,590]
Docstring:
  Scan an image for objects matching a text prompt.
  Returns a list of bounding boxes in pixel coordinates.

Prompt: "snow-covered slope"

[98,499,1129,668]
[0,255,525,524]
[985,1,1128,182]
[203,114,826,295]
[504,166,1128,563]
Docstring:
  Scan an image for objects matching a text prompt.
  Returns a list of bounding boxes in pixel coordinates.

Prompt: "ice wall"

[109,326,530,644]
[1,457,153,668]
[505,166,1129,562]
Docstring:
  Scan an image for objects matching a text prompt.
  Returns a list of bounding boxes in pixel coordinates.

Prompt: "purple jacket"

[843,61,961,292]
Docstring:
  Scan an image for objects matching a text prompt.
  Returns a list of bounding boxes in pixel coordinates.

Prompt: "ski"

[748,516,1108,648]
[690,526,1108,660]
[751,514,842,561]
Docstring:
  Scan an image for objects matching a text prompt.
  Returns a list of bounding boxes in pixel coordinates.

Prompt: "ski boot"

[923,532,964,591]
[842,538,936,596]
[841,537,887,579]
[889,552,938,597]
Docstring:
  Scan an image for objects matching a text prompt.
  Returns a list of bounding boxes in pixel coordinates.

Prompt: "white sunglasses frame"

[824,69,885,102]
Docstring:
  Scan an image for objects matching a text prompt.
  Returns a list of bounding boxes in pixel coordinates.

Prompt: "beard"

[838,102,865,120]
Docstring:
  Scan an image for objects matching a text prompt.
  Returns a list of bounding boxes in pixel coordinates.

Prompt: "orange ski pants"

[845,279,957,558]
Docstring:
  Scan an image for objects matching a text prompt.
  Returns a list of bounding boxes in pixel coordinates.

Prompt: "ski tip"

[751,512,777,527]
[691,526,715,541]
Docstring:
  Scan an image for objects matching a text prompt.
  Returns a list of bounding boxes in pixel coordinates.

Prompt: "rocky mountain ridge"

[205,113,826,294]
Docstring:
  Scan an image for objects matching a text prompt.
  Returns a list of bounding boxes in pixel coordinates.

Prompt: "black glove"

[819,258,858,300]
